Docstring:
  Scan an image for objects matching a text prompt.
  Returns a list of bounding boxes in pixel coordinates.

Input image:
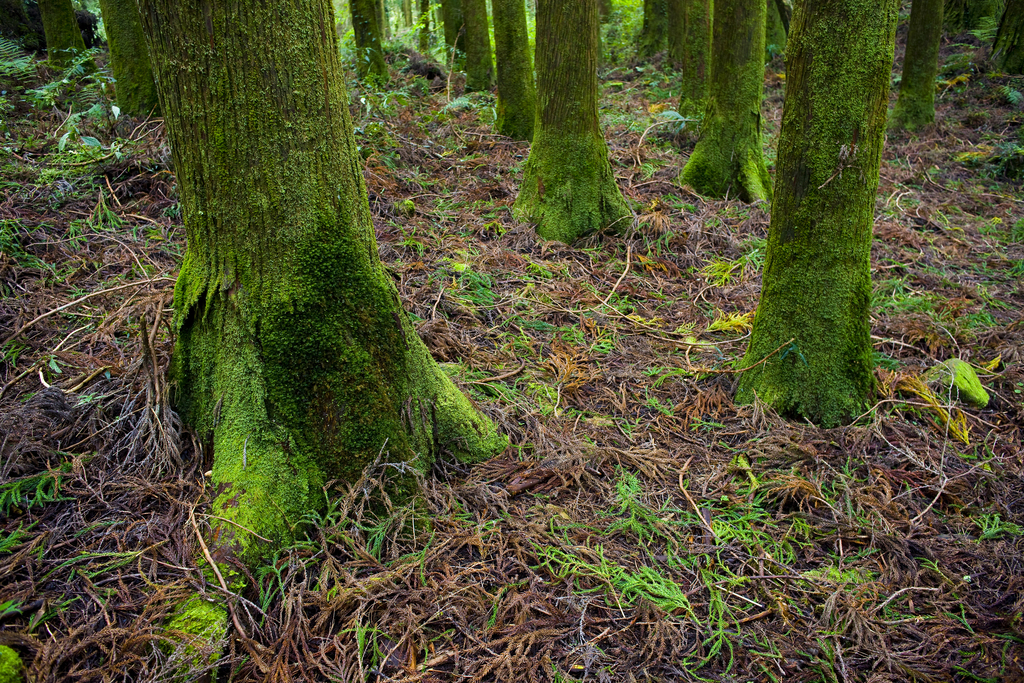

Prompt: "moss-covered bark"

[376,0,390,38]
[493,0,535,140]
[890,0,943,130]
[136,0,506,561]
[944,0,1003,33]
[38,0,85,67]
[442,0,466,55]
[419,0,432,50]
[98,0,158,117]
[513,0,629,244]
[638,0,668,59]
[993,0,1024,73]
[403,0,413,27]
[351,0,388,80]
[736,0,898,427]
[765,0,786,57]
[668,0,712,117]
[679,0,770,202]
[462,0,494,90]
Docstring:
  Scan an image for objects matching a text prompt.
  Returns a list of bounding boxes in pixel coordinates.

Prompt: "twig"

[62,152,115,167]
[189,509,250,640]
[679,474,716,538]
[200,513,273,543]
[591,245,632,312]
[2,277,174,345]
[684,337,795,375]
[431,284,445,320]
[467,360,526,385]
[68,365,110,393]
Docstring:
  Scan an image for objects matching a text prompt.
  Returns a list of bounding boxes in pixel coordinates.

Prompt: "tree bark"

[890,0,943,130]
[98,0,158,116]
[463,0,494,90]
[513,0,629,243]
[38,0,86,67]
[637,0,668,59]
[669,0,712,117]
[377,0,390,38]
[351,0,389,80]
[403,0,414,27]
[135,0,506,560]
[442,0,466,55]
[737,0,898,427]
[419,0,432,51]
[493,0,535,139]
[943,0,1002,33]
[765,0,786,57]
[992,0,1023,73]
[679,0,770,202]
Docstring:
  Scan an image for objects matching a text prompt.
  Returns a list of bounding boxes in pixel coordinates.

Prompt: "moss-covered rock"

[0,646,23,683]
[926,359,990,408]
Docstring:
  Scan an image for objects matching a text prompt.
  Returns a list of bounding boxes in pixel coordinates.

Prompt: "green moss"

[493,0,536,141]
[99,0,159,116]
[38,0,87,68]
[166,595,228,671]
[351,0,388,80]
[669,0,712,117]
[0,646,23,683]
[462,0,493,91]
[926,359,990,408]
[679,0,771,203]
[736,0,898,427]
[993,0,1024,74]
[890,0,942,131]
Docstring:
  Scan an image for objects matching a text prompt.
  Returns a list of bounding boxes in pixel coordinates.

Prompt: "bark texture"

[513,0,629,244]
[462,0,494,90]
[679,0,771,202]
[638,0,668,59]
[98,0,158,116]
[493,0,536,140]
[38,0,86,67]
[136,0,506,559]
[993,0,1024,73]
[669,0,712,117]
[442,0,466,54]
[890,0,943,130]
[765,0,786,56]
[737,0,899,427]
[351,0,388,80]
[419,0,431,50]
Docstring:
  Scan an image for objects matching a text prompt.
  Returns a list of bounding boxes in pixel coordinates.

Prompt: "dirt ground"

[1,28,1023,683]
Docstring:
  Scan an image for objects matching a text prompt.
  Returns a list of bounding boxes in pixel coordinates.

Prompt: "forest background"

[0,0,1023,681]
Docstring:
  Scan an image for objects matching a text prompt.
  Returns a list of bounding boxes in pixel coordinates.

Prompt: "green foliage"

[0,38,35,81]
[25,48,104,109]
[0,462,72,517]
[600,0,644,65]
[998,85,1024,107]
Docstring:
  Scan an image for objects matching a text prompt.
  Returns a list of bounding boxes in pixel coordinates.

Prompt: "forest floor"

[2,33,1024,683]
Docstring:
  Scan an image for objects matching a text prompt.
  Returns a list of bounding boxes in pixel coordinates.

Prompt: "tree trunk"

[403,0,414,27]
[600,0,612,21]
[679,0,770,202]
[513,0,629,243]
[669,0,711,117]
[890,0,943,130]
[136,0,506,561]
[637,0,668,59]
[944,0,1002,33]
[493,0,535,139]
[419,0,432,51]
[992,0,1023,73]
[0,0,33,45]
[463,0,494,90]
[377,0,390,38]
[38,0,86,67]
[98,0,158,116]
[442,0,466,54]
[736,0,898,427]
[765,0,786,58]
[351,0,389,80]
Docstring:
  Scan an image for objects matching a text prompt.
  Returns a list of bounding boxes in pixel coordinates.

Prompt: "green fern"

[969,15,1000,44]
[998,85,1024,107]
[0,37,35,81]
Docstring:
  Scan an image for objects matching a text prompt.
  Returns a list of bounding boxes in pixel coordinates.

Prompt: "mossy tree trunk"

[944,0,1002,32]
[136,0,506,561]
[442,0,466,55]
[38,0,86,67]
[463,0,494,90]
[98,0,158,116]
[736,0,898,427]
[890,0,943,130]
[765,0,786,57]
[403,0,413,27]
[1,0,32,43]
[638,0,668,59]
[351,0,388,80]
[513,0,629,243]
[679,0,770,202]
[419,0,432,50]
[493,0,535,139]
[668,0,712,117]
[993,0,1023,72]
[377,0,390,38]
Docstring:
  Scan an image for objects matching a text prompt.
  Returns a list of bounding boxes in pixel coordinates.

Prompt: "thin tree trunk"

[514,0,629,243]
[403,0,413,26]
[98,0,158,116]
[136,0,505,561]
[737,0,899,427]
[351,0,388,79]
[442,0,466,54]
[419,0,432,51]
[637,0,668,59]
[38,0,86,67]
[773,0,789,34]
[992,0,1023,72]
[890,0,943,130]
[600,0,612,21]
[669,0,711,117]
[493,0,535,139]
[377,0,390,38]
[463,0,494,90]
[679,0,770,202]
[765,0,786,57]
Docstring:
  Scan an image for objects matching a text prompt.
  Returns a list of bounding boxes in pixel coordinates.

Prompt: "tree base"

[679,122,771,203]
[889,97,934,132]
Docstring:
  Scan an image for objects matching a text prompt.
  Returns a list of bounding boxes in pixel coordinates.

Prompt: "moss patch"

[0,646,23,683]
